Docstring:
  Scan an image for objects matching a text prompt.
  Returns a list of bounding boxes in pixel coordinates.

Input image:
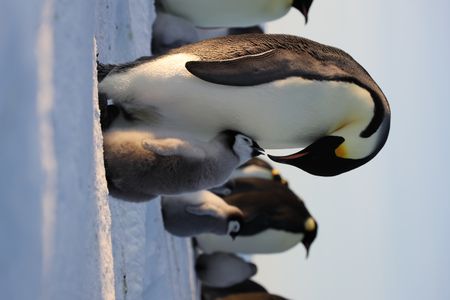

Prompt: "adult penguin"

[196,177,318,255]
[98,34,391,176]
[156,0,314,28]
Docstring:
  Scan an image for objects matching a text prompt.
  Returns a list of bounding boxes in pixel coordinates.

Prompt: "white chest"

[196,228,304,254]
[160,0,293,27]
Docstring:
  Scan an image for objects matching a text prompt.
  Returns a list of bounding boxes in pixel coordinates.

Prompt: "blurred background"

[253,1,450,299]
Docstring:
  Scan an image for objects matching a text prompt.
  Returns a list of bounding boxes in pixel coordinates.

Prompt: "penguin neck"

[200,137,240,182]
[332,119,383,160]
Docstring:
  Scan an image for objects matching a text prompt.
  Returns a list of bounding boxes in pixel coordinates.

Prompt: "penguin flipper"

[142,138,204,158]
[186,203,222,218]
[185,48,329,86]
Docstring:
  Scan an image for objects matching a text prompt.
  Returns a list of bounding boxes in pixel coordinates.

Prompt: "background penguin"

[202,280,267,300]
[151,12,264,55]
[211,158,287,196]
[161,191,243,237]
[195,177,318,255]
[232,158,287,183]
[103,128,263,201]
[195,252,257,288]
[98,34,390,177]
[218,292,288,300]
[156,0,313,28]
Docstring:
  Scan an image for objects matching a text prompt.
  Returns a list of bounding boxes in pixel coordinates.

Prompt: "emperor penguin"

[202,280,268,300]
[156,0,313,28]
[103,128,263,201]
[98,34,391,177]
[195,252,257,288]
[151,12,264,55]
[196,177,318,255]
[161,191,243,237]
[218,292,288,300]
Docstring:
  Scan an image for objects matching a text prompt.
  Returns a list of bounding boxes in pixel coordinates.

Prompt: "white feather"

[196,229,304,254]
[160,0,293,27]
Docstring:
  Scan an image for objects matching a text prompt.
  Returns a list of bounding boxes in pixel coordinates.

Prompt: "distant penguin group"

[98,1,391,298]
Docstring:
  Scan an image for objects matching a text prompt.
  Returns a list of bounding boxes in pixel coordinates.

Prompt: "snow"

[1,0,198,299]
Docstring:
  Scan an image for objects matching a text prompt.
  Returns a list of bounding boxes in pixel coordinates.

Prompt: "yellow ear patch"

[304,217,316,232]
[271,169,280,176]
[335,143,347,158]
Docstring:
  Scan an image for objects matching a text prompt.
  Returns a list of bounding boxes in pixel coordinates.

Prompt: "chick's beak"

[252,141,265,156]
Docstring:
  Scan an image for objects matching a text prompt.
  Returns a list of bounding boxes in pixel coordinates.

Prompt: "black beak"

[302,241,312,258]
[230,232,238,240]
[292,0,313,23]
[252,141,265,156]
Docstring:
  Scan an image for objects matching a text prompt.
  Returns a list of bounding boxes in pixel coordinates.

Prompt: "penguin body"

[196,178,317,255]
[99,34,390,176]
[161,191,243,237]
[103,128,263,201]
[157,0,313,28]
[195,253,257,288]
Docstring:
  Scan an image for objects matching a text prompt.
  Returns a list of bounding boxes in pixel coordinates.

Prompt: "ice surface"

[0,0,197,299]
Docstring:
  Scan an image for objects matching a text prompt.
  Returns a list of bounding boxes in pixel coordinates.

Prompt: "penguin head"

[222,131,264,165]
[268,136,358,176]
[302,216,318,257]
[292,0,314,23]
[268,118,390,176]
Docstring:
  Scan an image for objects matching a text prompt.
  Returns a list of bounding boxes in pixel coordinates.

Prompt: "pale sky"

[254,1,450,299]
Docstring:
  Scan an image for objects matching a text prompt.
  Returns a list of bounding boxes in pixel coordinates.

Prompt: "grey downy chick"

[161,190,243,237]
[195,252,257,288]
[103,129,263,201]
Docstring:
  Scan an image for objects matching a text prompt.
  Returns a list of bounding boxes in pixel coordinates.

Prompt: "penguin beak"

[268,148,309,164]
[302,241,312,258]
[292,0,313,23]
[252,141,265,156]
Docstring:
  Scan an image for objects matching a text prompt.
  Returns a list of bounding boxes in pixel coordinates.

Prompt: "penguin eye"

[242,136,252,145]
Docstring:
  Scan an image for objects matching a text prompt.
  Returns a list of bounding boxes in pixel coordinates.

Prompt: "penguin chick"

[103,129,263,201]
[157,0,313,27]
[196,253,257,288]
[161,191,243,237]
[196,178,318,255]
[98,34,390,177]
